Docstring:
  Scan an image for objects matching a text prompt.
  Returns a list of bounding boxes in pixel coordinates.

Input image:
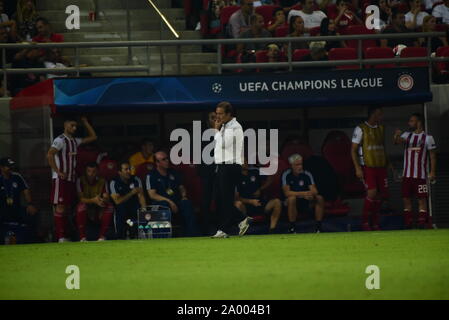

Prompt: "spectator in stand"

[288,0,327,33]
[11,0,39,41]
[282,154,324,233]
[43,48,70,79]
[0,0,18,40]
[432,0,449,24]
[75,162,114,242]
[110,161,147,239]
[0,157,38,244]
[146,151,199,237]
[405,0,429,30]
[32,17,64,43]
[330,0,362,32]
[297,41,331,70]
[425,0,441,11]
[0,25,17,96]
[286,16,309,50]
[129,138,155,176]
[229,0,254,38]
[318,17,346,50]
[381,8,419,48]
[234,160,282,233]
[371,0,392,31]
[10,47,45,95]
[267,7,287,34]
[236,14,272,55]
[279,0,300,13]
[419,15,448,51]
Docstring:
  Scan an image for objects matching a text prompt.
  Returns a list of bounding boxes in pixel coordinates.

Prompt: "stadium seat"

[220,5,241,30]
[275,25,289,37]
[76,145,100,177]
[255,5,281,26]
[309,26,321,36]
[342,25,378,51]
[400,47,428,67]
[265,157,289,200]
[328,47,359,69]
[436,46,449,76]
[135,162,155,181]
[98,158,118,181]
[321,131,365,198]
[293,49,310,61]
[435,23,449,32]
[364,47,395,69]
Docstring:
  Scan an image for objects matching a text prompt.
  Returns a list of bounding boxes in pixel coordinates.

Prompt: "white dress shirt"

[214,117,244,165]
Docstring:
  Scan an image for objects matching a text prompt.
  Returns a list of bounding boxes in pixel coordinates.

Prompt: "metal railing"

[1,32,449,96]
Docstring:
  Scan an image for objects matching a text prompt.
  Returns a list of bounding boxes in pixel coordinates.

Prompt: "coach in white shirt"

[211,102,252,238]
[432,0,449,24]
[288,0,327,33]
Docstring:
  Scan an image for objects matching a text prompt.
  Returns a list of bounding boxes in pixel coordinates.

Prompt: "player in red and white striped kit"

[393,113,437,229]
[47,116,97,242]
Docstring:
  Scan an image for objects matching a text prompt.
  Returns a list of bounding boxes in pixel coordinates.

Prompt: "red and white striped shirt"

[401,131,436,179]
[51,134,82,182]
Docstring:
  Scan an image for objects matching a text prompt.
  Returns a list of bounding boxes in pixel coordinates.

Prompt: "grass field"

[1,229,449,300]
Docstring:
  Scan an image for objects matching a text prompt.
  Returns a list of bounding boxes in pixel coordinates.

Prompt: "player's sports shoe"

[362,223,372,231]
[58,238,70,243]
[288,226,296,234]
[211,230,229,238]
[238,217,253,236]
[97,237,106,241]
[80,237,88,242]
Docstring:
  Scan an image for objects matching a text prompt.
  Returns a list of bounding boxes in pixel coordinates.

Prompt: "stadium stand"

[364,46,396,69]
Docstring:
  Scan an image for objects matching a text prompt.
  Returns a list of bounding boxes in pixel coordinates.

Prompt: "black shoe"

[288,227,296,234]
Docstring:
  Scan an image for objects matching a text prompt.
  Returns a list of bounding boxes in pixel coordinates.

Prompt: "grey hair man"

[281,153,324,233]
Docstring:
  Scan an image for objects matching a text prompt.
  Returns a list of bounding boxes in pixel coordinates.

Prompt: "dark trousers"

[114,201,140,239]
[214,164,246,234]
[1,206,38,244]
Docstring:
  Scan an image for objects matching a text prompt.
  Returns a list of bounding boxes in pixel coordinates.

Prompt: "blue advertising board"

[53,68,431,112]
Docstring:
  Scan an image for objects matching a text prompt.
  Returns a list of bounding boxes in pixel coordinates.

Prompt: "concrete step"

[37,0,172,10]
[61,29,200,41]
[51,19,186,33]
[38,8,185,22]
[66,52,216,66]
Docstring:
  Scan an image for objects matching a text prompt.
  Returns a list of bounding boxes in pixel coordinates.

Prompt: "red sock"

[76,204,87,239]
[404,210,413,227]
[418,211,428,225]
[363,197,375,225]
[54,212,65,240]
[99,205,113,238]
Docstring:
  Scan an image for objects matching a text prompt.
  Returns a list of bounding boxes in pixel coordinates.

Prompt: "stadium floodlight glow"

[146,0,180,38]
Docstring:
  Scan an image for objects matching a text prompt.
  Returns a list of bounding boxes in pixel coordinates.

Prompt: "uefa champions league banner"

[53,68,431,112]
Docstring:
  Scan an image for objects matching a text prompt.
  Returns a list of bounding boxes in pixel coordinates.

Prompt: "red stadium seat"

[265,157,289,200]
[98,158,118,181]
[309,26,321,36]
[280,143,314,162]
[293,48,310,61]
[220,5,240,27]
[364,47,395,69]
[134,162,155,181]
[436,46,449,76]
[76,145,100,177]
[256,50,269,63]
[172,163,202,209]
[321,131,365,198]
[325,199,350,216]
[328,47,359,69]
[275,25,289,37]
[400,47,428,67]
[342,25,378,51]
[255,5,281,26]
[435,23,449,32]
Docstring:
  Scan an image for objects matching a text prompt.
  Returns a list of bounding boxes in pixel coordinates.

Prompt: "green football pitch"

[1,229,448,300]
